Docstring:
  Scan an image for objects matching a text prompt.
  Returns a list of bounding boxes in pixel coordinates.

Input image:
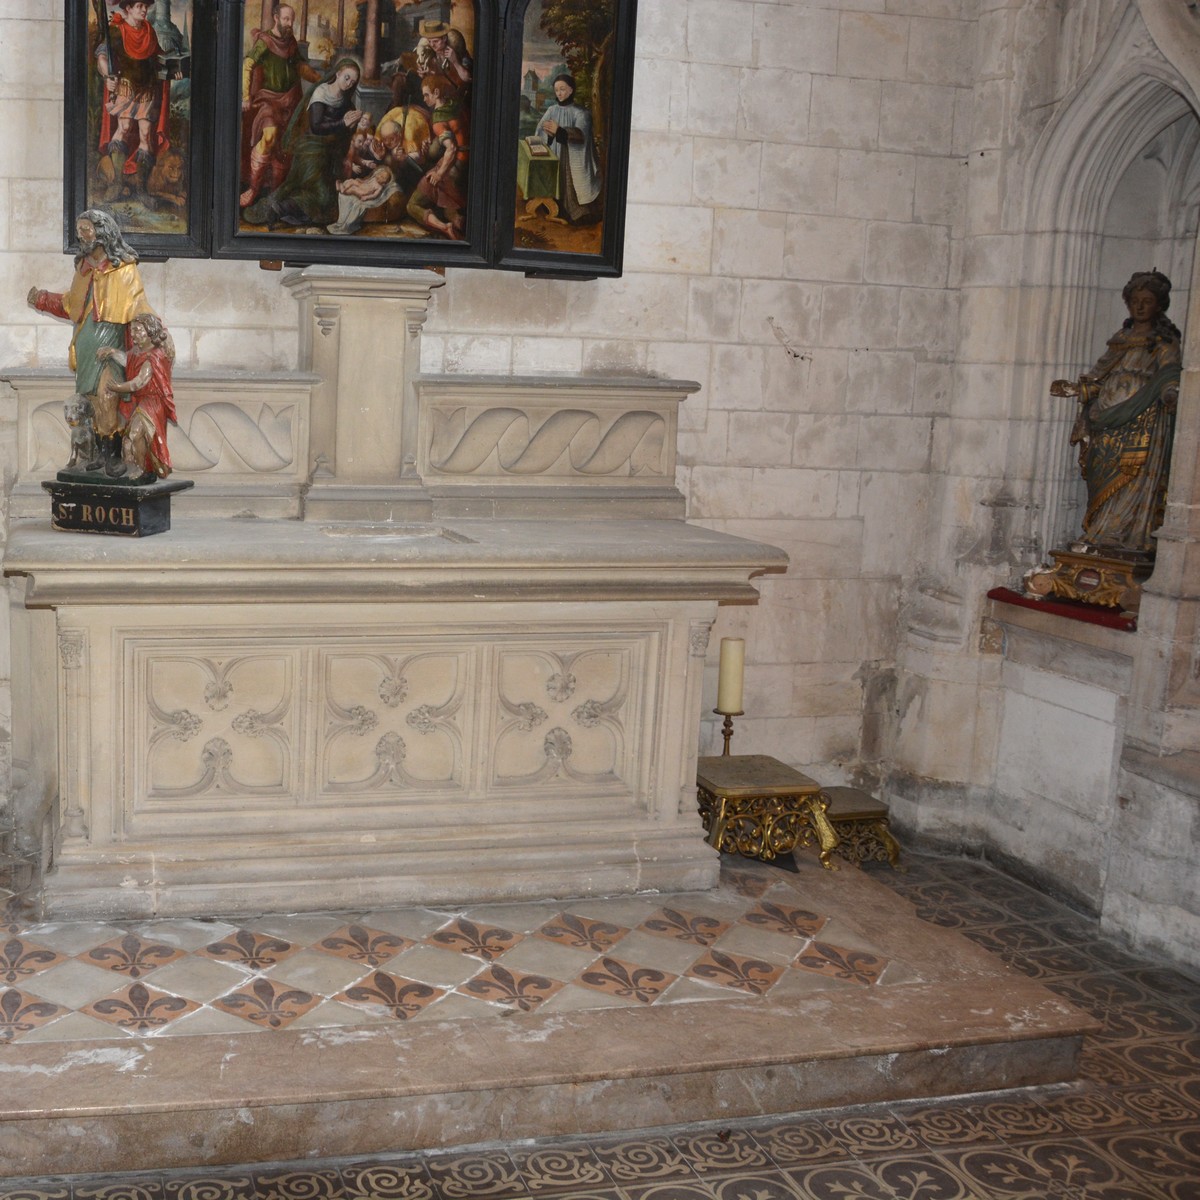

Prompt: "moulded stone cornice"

[4,518,787,607]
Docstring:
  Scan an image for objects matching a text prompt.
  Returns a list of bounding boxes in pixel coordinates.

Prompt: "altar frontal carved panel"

[118,624,659,840]
[490,643,640,792]
[140,650,299,806]
[320,648,469,795]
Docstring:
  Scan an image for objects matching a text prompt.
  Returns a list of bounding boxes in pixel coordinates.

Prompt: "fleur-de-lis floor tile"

[80,981,200,1033]
[78,933,186,979]
[0,936,67,985]
[316,923,413,967]
[212,976,319,1030]
[457,964,564,1012]
[425,918,523,961]
[334,970,446,1020]
[573,955,677,1004]
[685,949,784,996]
[197,929,298,972]
[740,901,827,940]
[639,908,731,947]
[536,913,630,953]
[0,985,69,1041]
[793,941,888,986]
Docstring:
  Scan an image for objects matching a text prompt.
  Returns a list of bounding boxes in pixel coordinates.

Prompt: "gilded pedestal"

[1024,548,1152,613]
[696,754,839,869]
[822,786,902,867]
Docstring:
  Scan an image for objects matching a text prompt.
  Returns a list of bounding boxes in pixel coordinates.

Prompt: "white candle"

[716,637,745,713]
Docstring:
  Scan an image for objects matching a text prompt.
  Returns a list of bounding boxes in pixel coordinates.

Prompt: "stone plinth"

[5,517,784,919]
[0,859,1095,1177]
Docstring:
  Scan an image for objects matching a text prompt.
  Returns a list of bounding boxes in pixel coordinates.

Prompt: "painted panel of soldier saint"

[238,0,476,244]
[86,0,193,235]
[514,0,614,256]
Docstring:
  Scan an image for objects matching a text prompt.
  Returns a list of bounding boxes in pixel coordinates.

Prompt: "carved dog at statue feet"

[64,394,100,470]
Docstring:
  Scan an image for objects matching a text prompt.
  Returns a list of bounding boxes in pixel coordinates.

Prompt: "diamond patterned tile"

[535,912,630,953]
[709,922,809,965]
[15,959,130,1009]
[573,956,677,1004]
[27,921,130,956]
[314,923,413,968]
[11,1009,127,1043]
[600,929,705,975]
[424,917,523,961]
[251,913,356,944]
[793,940,888,985]
[128,919,240,952]
[739,901,827,940]
[457,964,564,1011]
[333,969,446,1019]
[78,933,187,979]
[211,976,320,1029]
[0,986,69,1042]
[198,929,299,972]
[139,956,248,1003]
[80,981,200,1034]
[638,908,731,947]
[261,948,374,995]
[685,949,783,995]
[385,944,491,987]
[0,936,67,985]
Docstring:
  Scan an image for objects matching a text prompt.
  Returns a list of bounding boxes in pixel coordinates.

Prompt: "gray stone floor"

[1,849,1197,1198]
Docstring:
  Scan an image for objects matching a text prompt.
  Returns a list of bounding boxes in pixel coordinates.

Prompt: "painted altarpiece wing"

[65,0,214,259]
[496,0,636,276]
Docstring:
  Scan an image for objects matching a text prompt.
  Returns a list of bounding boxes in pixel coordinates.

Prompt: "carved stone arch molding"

[1013,1,1200,559]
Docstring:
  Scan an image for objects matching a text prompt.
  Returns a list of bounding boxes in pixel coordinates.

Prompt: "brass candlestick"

[714,709,744,756]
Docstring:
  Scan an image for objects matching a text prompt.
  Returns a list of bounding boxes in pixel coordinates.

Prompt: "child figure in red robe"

[98,313,177,480]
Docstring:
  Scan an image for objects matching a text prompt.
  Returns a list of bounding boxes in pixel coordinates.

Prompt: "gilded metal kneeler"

[696,754,840,869]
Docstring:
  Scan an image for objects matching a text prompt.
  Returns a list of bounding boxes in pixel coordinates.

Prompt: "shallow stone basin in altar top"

[318,522,477,543]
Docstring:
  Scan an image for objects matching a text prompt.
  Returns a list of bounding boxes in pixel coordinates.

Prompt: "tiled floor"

[0,866,900,1044]
[2,850,1198,1197]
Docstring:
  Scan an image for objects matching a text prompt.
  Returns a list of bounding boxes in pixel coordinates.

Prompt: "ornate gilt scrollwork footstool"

[696,754,840,870]
[821,786,902,867]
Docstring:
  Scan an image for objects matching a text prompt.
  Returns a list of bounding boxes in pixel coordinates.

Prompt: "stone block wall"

[0,0,978,794]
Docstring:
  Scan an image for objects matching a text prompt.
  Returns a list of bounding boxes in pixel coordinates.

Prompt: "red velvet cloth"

[986,587,1137,632]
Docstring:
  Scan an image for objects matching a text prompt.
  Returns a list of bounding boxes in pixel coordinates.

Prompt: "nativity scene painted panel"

[235,0,483,249]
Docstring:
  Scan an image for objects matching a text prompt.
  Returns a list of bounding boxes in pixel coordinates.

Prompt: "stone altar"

[3,269,786,919]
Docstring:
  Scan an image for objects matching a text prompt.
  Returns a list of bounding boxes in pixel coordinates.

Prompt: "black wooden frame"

[65,0,636,278]
[63,0,217,260]
[493,0,638,278]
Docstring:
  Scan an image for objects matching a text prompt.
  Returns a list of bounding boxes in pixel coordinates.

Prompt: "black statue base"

[43,475,194,537]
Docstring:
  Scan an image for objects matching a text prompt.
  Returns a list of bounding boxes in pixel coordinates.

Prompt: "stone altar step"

[0,857,1096,1177]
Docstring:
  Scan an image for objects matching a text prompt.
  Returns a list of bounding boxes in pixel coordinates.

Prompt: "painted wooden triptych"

[64,0,638,277]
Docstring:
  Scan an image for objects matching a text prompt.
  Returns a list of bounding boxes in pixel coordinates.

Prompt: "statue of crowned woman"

[1026,270,1182,612]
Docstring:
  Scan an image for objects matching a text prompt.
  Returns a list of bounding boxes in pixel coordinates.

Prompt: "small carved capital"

[59,631,86,670]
